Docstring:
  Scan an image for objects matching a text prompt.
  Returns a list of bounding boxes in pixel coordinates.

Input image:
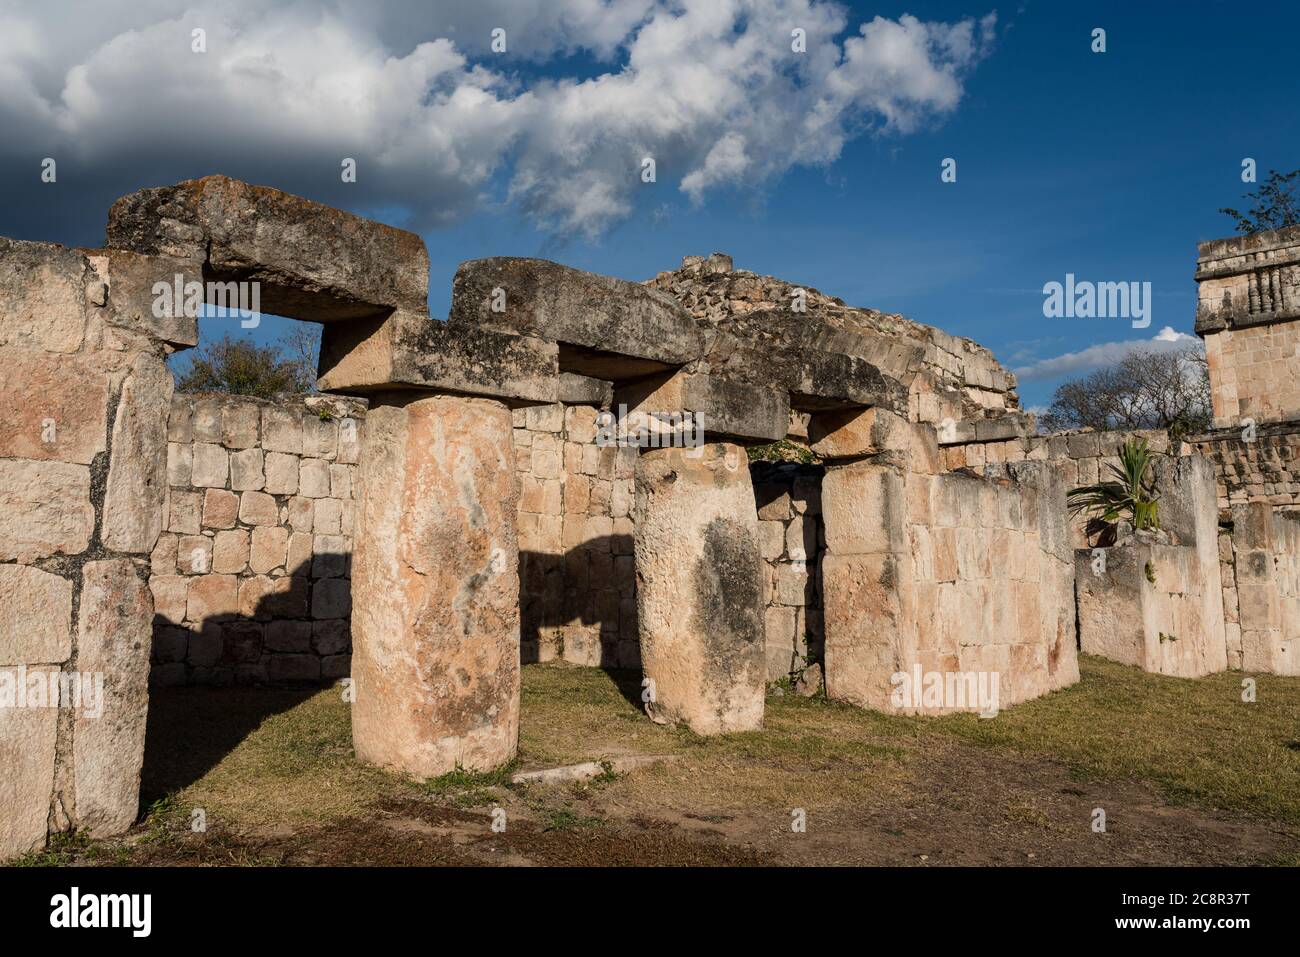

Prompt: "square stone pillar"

[351,394,521,777]
[633,443,765,734]
[1,238,180,860]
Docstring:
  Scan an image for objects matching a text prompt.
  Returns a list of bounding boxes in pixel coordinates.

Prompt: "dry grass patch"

[929,656,1300,824]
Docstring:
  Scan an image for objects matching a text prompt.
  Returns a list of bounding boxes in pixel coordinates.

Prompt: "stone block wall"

[821,456,1078,713]
[1192,424,1300,511]
[148,392,365,685]
[1195,224,1300,428]
[1219,503,1300,675]
[1204,320,1300,427]
[513,402,639,669]
[942,428,1191,544]
[751,462,825,682]
[1,238,185,859]
[1074,455,1228,677]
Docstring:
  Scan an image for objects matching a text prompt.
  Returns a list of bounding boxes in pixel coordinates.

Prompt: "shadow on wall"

[519,534,638,673]
[751,461,826,684]
[141,554,350,807]
[151,554,352,687]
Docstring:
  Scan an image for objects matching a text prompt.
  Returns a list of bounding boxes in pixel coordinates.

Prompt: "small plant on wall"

[1068,437,1161,543]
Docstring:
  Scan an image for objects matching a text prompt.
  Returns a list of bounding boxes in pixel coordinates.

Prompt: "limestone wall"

[513,402,639,669]
[1220,503,1300,675]
[821,452,1078,714]
[1,238,186,858]
[1191,424,1300,511]
[148,392,364,685]
[942,428,1193,543]
[1195,224,1300,428]
[1204,321,1300,427]
[1073,456,1227,678]
[751,462,825,683]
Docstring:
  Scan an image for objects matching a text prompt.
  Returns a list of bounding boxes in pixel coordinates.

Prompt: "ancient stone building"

[2,176,1298,861]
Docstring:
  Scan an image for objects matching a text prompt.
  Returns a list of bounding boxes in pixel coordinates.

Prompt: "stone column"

[350,394,521,777]
[633,442,765,734]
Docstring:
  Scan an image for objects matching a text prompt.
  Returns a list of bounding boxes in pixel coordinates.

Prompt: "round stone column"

[351,393,520,777]
[633,442,765,734]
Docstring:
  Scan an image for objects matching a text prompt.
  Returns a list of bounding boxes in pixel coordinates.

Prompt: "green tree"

[1219,168,1300,235]
[175,333,313,398]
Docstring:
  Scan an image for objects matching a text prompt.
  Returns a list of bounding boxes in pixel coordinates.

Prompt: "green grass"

[118,653,1300,862]
[928,656,1300,823]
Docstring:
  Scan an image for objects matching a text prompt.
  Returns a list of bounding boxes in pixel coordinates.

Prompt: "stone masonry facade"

[1,236,190,859]
[148,392,364,686]
[513,401,639,669]
[752,462,825,685]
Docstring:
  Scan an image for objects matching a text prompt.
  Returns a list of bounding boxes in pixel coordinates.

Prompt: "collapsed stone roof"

[101,176,1028,445]
[646,252,1022,423]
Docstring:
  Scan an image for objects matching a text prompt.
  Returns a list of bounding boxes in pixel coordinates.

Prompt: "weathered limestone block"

[1075,455,1228,678]
[0,564,73,666]
[1228,503,1300,675]
[810,406,940,471]
[318,309,557,404]
[450,257,703,378]
[704,328,906,412]
[0,349,108,464]
[0,237,91,354]
[351,395,520,777]
[0,666,59,860]
[102,352,173,553]
[106,175,430,321]
[0,460,94,562]
[615,370,789,444]
[71,559,153,836]
[634,443,765,734]
[557,372,613,407]
[190,442,228,488]
[81,247,200,348]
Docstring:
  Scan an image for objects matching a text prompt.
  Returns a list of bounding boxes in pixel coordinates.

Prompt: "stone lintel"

[449,257,704,373]
[614,370,789,444]
[557,372,613,407]
[809,406,940,472]
[317,309,558,405]
[106,175,430,322]
[933,412,1034,446]
[706,330,906,413]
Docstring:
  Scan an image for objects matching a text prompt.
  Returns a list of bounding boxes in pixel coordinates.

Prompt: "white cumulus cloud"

[0,0,998,237]
[1013,326,1200,383]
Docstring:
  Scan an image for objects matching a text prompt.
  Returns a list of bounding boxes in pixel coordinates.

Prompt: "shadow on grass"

[139,684,320,809]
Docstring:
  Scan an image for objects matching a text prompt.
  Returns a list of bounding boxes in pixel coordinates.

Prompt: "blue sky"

[4,1,1296,411]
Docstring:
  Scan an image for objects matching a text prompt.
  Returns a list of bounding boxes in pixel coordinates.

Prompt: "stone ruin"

[1,175,1297,859]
